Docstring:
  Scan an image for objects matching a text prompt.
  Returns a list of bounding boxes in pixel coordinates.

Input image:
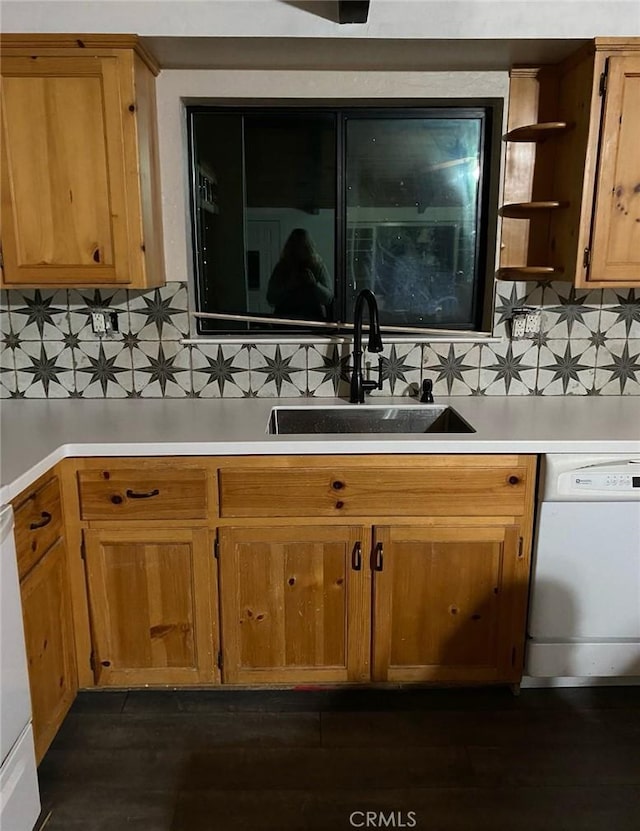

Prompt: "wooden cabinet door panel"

[219,525,370,684]
[372,524,524,684]
[83,528,216,686]
[21,537,77,763]
[590,56,640,283]
[0,56,131,285]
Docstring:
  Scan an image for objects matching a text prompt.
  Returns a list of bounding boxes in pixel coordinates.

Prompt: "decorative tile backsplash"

[1,282,639,398]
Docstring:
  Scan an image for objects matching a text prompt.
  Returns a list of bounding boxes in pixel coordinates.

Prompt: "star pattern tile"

[543,285,600,338]
[537,341,596,395]
[480,342,537,395]
[134,343,191,397]
[308,343,351,397]
[75,342,133,397]
[16,343,74,397]
[600,289,640,338]
[595,340,640,395]
[371,344,421,396]
[423,343,480,395]
[191,344,249,397]
[10,290,68,340]
[252,345,306,397]
[129,285,189,340]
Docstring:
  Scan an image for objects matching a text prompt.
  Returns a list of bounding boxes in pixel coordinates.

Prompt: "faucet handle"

[420,379,434,403]
[376,355,384,391]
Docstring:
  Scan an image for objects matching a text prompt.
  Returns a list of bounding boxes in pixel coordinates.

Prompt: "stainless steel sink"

[267,405,475,435]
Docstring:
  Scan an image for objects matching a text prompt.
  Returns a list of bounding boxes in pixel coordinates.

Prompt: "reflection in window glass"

[191,112,336,332]
[346,117,483,327]
[189,108,491,334]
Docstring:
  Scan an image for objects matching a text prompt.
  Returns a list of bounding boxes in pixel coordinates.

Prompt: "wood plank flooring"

[36,687,640,831]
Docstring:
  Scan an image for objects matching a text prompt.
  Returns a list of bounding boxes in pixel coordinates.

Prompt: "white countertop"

[1,396,639,503]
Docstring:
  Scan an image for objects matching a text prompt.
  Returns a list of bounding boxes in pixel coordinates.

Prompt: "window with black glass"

[188,106,495,334]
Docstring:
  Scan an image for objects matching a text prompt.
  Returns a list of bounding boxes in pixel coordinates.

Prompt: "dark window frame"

[187,101,500,336]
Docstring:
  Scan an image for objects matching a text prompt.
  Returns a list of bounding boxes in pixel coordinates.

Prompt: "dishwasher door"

[526,500,640,678]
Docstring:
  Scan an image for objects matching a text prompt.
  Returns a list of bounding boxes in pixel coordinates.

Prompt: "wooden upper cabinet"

[500,38,640,288]
[0,35,165,289]
[588,56,640,285]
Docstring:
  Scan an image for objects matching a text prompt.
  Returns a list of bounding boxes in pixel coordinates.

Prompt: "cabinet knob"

[111,494,123,504]
[508,475,520,486]
[332,480,344,490]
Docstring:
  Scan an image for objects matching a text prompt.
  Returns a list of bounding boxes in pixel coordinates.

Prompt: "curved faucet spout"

[350,289,384,404]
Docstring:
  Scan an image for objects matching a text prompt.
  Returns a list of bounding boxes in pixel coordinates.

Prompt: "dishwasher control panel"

[541,455,640,502]
[556,461,640,499]
[571,472,640,491]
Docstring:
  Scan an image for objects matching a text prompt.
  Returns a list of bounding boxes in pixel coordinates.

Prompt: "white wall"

[156,69,508,284]
[3,0,639,39]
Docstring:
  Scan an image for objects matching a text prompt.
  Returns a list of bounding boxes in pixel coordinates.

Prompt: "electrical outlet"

[90,309,120,337]
[509,307,541,340]
[90,311,108,334]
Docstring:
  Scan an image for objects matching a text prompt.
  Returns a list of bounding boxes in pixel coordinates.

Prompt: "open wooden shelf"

[497,266,564,281]
[504,122,572,142]
[500,201,569,218]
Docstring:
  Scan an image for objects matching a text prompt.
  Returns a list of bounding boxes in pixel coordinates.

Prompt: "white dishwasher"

[526,454,640,683]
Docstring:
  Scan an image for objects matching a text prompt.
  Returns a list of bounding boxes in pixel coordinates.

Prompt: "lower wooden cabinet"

[218,521,528,686]
[218,525,371,684]
[83,528,217,686]
[21,538,77,763]
[372,523,526,683]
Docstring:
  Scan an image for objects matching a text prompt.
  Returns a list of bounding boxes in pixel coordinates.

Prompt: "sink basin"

[267,405,475,435]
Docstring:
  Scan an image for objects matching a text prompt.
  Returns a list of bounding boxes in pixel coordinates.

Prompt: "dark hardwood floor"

[36,687,640,831]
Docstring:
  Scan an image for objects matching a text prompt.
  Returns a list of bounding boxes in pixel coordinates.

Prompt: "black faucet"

[349,289,384,403]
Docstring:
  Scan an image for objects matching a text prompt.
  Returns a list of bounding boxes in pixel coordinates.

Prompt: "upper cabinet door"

[1,55,133,285]
[589,56,640,284]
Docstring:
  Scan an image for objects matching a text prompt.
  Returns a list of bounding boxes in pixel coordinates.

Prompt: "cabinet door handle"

[351,541,362,571]
[29,511,52,530]
[373,541,384,572]
[125,488,160,499]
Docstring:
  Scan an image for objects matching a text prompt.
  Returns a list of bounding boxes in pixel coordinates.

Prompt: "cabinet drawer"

[14,477,63,579]
[219,464,530,518]
[78,468,208,520]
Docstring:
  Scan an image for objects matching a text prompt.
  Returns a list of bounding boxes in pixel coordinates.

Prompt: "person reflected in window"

[266,228,333,321]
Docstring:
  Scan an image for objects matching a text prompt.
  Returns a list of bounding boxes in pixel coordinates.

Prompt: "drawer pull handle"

[29,511,52,530]
[373,542,384,572]
[351,541,362,571]
[126,488,160,499]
